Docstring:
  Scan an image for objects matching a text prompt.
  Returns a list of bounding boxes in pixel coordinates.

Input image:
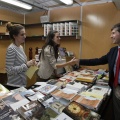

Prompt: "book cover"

[59,75,76,82]
[10,87,27,94]
[19,89,35,98]
[51,88,77,101]
[0,100,21,120]
[17,101,45,120]
[80,85,110,100]
[76,69,97,83]
[27,92,45,101]
[39,84,57,95]
[66,81,87,92]
[73,94,102,110]
[2,93,30,111]
[63,101,101,120]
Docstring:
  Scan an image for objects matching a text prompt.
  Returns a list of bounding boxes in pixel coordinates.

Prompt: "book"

[59,75,76,82]
[67,71,80,77]
[10,87,27,94]
[81,85,110,100]
[66,81,87,92]
[39,107,58,120]
[47,79,64,89]
[0,100,21,120]
[0,84,9,96]
[49,99,66,114]
[73,94,102,110]
[17,101,45,120]
[51,88,77,101]
[26,92,45,101]
[76,74,97,83]
[96,79,109,86]
[38,84,57,95]
[2,93,30,111]
[63,101,101,120]
[19,89,35,98]
[55,112,73,120]
[76,69,97,83]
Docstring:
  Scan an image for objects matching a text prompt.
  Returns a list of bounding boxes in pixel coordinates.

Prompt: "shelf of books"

[0,68,111,120]
[43,20,81,39]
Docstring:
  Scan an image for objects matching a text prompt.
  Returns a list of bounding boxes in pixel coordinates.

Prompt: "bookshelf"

[25,23,44,38]
[0,20,8,39]
[0,20,24,39]
[43,20,81,39]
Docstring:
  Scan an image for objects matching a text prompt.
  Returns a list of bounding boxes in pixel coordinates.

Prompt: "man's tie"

[114,48,120,87]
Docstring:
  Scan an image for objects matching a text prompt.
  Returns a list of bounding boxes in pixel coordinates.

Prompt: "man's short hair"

[111,23,120,32]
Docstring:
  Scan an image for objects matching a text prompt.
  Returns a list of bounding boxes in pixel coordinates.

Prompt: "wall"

[82,2,119,70]
[50,6,81,58]
[0,9,24,69]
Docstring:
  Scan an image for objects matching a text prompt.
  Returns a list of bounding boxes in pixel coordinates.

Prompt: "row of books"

[44,22,79,36]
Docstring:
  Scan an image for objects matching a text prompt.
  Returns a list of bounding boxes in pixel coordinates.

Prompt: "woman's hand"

[26,59,36,67]
[69,57,79,66]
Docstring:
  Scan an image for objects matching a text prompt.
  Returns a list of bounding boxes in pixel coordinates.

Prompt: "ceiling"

[0,0,118,14]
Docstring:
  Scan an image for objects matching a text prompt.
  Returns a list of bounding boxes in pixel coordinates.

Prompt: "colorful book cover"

[63,101,101,120]
[73,94,102,110]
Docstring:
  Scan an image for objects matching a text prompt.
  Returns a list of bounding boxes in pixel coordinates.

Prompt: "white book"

[66,82,87,92]
[55,112,73,120]
[27,91,45,101]
[47,24,53,35]
[11,87,27,93]
[65,22,69,36]
[53,23,57,31]
[57,23,60,33]
[60,23,65,36]
[44,24,47,36]
[39,84,57,95]
[2,93,30,111]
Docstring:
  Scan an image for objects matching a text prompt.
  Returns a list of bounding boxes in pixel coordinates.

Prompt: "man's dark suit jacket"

[80,46,118,88]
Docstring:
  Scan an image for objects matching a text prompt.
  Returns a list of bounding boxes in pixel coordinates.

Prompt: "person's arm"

[56,57,79,68]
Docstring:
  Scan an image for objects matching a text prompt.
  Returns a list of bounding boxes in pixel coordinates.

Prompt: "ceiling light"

[0,0,32,10]
[59,0,73,5]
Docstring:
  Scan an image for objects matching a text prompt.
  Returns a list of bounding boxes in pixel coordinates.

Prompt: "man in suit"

[79,23,120,120]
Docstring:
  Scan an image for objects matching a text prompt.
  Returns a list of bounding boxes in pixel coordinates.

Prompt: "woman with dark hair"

[37,30,78,81]
[5,22,35,89]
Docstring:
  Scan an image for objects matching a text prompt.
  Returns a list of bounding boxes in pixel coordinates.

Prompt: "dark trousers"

[113,87,120,120]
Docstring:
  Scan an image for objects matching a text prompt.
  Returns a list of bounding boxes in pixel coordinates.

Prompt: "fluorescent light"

[0,0,32,10]
[59,0,73,5]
